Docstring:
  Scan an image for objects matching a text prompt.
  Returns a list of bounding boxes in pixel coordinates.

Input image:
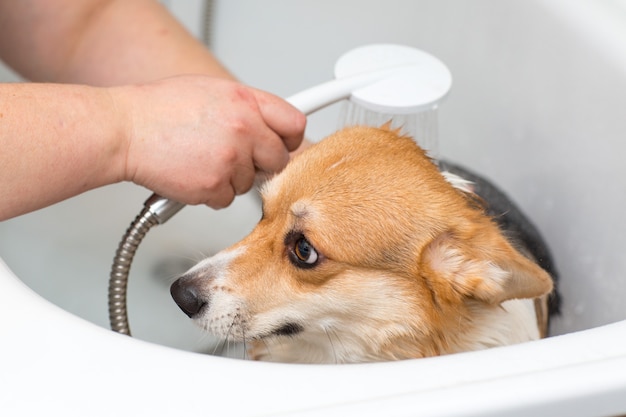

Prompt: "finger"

[204,185,236,210]
[230,161,256,196]
[251,88,306,152]
[251,131,291,175]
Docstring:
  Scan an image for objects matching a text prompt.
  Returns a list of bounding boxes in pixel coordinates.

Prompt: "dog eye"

[293,237,319,267]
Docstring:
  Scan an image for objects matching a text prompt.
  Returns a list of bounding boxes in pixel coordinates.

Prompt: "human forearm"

[0,76,305,221]
[0,0,233,85]
[0,84,125,219]
[0,82,126,220]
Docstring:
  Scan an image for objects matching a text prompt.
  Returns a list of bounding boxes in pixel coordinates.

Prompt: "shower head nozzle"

[286,44,452,117]
[334,44,452,115]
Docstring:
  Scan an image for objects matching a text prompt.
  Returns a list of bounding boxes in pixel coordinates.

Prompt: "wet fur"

[172,126,554,363]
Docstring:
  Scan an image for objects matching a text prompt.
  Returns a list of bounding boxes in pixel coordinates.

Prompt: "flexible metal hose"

[108,195,184,335]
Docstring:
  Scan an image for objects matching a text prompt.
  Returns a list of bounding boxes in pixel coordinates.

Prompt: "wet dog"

[171,126,559,363]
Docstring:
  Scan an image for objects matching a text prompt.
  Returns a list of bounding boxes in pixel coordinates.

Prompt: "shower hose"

[108,194,183,335]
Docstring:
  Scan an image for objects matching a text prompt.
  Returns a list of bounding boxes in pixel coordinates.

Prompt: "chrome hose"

[108,195,184,335]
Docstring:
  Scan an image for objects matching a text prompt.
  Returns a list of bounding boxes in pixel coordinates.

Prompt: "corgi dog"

[170,126,558,363]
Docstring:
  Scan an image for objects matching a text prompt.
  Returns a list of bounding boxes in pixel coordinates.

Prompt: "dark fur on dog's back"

[439,160,561,321]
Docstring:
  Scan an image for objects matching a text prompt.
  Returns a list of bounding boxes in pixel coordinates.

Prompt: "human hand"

[112,76,306,208]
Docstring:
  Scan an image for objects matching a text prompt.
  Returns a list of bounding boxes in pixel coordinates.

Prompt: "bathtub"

[2,0,626,415]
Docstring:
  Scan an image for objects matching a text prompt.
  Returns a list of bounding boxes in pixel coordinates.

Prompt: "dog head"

[171,126,553,363]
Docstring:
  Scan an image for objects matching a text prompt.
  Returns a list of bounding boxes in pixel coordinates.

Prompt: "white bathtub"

[2,0,626,415]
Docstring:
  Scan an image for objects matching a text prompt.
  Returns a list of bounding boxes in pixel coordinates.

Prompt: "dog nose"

[170,277,207,318]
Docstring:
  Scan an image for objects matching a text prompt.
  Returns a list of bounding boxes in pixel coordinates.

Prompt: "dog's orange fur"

[179,126,553,363]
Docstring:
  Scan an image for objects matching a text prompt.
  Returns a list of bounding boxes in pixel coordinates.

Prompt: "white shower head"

[287,43,452,116]
[334,44,452,114]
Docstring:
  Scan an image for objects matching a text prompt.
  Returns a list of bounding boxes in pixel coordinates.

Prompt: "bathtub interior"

[1,0,626,356]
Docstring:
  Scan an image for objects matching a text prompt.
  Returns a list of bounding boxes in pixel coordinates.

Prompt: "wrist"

[105,85,137,184]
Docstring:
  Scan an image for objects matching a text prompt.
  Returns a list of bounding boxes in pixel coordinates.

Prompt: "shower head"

[287,43,452,115]
[335,44,452,114]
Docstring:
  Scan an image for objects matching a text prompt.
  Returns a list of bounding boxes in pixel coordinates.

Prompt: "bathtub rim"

[2,257,626,416]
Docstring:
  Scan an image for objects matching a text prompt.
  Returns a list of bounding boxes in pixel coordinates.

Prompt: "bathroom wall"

[0,60,20,81]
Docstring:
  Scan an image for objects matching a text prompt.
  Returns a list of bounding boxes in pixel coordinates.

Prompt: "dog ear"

[421,227,553,305]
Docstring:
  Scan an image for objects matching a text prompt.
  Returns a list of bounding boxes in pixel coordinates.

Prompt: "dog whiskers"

[261,338,273,361]
[323,326,338,364]
[211,338,226,357]
[210,336,224,356]
[211,320,237,357]
[242,326,248,360]
[226,320,237,358]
